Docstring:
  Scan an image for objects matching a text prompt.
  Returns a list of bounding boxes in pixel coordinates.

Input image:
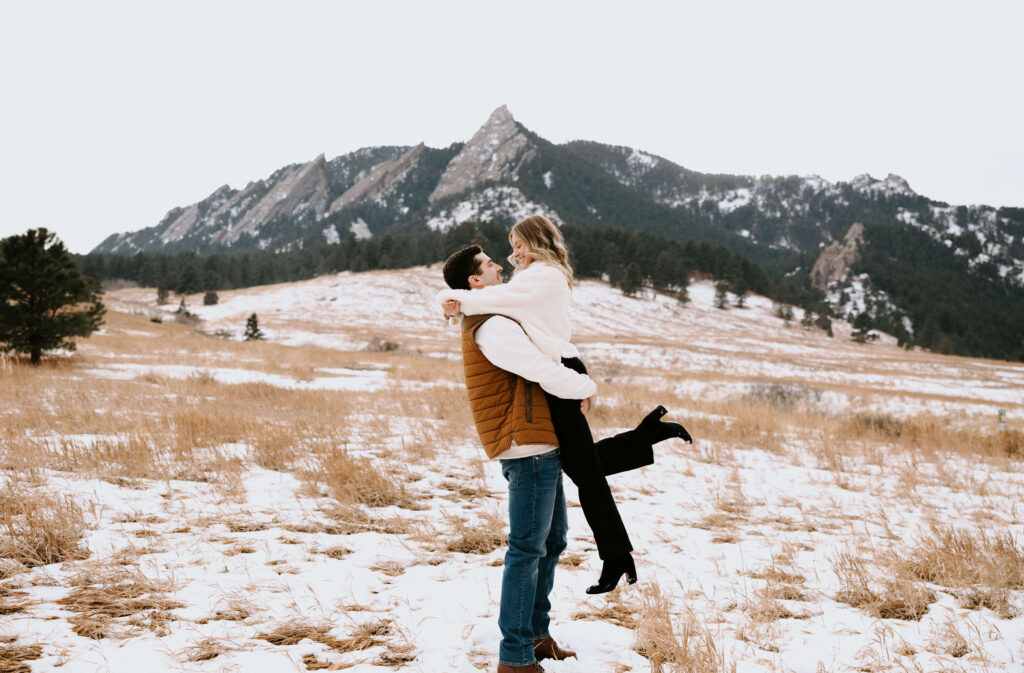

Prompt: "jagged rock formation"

[329,144,425,213]
[93,147,409,254]
[216,154,330,246]
[811,223,865,291]
[849,173,916,197]
[429,105,534,203]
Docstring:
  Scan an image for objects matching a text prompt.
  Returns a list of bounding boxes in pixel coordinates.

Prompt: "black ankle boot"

[637,405,693,444]
[586,554,638,594]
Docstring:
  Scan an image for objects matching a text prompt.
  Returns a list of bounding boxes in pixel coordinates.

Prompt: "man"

[441,245,689,672]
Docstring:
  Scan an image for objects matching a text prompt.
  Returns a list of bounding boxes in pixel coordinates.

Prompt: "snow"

[626,148,658,172]
[543,170,553,188]
[718,188,753,214]
[424,186,559,232]
[322,224,340,245]
[10,268,1024,672]
[82,362,393,391]
[349,218,372,240]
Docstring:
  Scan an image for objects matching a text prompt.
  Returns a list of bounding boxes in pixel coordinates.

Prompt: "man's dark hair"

[442,245,483,290]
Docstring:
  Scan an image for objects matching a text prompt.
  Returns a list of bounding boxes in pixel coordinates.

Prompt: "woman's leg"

[544,357,632,560]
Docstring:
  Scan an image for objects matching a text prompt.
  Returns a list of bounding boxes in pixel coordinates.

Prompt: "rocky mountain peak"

[849,173,916,197]
[429,105,534,203]
[811,222,865,291]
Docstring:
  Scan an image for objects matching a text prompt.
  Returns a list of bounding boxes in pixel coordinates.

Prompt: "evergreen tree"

[676,272,691,304]
[157,286,169,305]
[815,313,834,337]
[244,313,264,340]
[851,312,876,343]
[775,304,794,325]
[733,276,749,308]
[714,280,730,309]
[620,263,642,297]
[800,310,816,330]
[203,290,219,306]
[0,228,106,364]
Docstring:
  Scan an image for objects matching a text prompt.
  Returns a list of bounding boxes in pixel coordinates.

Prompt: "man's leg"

[531,462,567,640]
[544,357,632,561]
[498,452,561,668]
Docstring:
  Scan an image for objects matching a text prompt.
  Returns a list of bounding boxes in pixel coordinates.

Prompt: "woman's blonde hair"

[507,215,575,288]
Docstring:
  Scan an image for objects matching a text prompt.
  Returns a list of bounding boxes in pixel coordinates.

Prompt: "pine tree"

[851,312,875,343]
[800,310,816,330]
[157,286,169,305]
[676,272,691,304]
[714,281,730,309]
[203,291,219,306]
[244,313,264,340]
[0,228,106,364]
[775,304,794,325]
[815,313,834,337]
[620,263,642,297]
[732,277,749,308]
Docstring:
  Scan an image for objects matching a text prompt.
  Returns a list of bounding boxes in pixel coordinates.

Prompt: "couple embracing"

[438,215,693,672]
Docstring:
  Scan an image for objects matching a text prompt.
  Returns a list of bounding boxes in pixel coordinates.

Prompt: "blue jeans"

[498,449,568,667]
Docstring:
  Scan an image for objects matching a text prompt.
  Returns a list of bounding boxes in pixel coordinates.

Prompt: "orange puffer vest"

[461,314,559,458]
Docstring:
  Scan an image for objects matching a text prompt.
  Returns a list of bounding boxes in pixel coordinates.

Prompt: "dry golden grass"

[445,513,506,555]
[198,598,254,624]
[321,504,416,536]
[633,583,734,673]
[832,551,936,621]
[896,525,1024,618]
[307,446,417,509]
[259,618,392,654]
[0,486,90,569]
[573,589,638,629]
[0,643,42,673]
[57,565,184,618]
[182,637,232,662]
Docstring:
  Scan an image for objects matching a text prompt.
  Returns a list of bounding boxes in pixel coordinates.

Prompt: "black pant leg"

[594,430,654,476]
[545,357,632,560]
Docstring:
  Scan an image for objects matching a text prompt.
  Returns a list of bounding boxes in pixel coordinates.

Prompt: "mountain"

[90,105,1024,360]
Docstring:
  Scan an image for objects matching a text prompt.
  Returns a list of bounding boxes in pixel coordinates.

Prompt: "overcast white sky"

[1,1,1022,253]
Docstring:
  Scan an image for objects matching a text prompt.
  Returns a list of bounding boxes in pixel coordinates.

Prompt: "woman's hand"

[580,394,596,415]
[442,299,461,320]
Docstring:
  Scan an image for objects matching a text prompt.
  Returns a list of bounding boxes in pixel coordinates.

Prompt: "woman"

[438,215,691,593]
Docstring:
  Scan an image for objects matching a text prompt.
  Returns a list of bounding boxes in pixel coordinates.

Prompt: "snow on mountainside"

[425,186,560,232]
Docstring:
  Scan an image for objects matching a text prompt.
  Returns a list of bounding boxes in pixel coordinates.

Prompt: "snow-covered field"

[3,266,1024,672]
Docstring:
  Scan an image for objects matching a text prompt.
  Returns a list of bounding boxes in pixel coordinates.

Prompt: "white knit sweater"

[437,262,580,363]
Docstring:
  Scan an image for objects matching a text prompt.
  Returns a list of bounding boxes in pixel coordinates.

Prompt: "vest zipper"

[525,384,534,423]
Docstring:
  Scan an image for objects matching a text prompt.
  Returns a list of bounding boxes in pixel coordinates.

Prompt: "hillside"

[3,267,1024,672]
[84,105,1024,362]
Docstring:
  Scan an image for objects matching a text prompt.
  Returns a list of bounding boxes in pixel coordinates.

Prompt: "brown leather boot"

[533,635,577,661]
[496,663,544,672]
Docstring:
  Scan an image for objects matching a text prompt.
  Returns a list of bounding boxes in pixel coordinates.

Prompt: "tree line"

[74,221,772,302]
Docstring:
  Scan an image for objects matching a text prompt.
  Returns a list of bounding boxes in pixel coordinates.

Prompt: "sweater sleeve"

[474,316,597,400]
[436,264,564,319]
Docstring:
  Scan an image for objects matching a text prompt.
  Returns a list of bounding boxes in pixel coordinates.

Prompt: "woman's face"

[510,233,531,267]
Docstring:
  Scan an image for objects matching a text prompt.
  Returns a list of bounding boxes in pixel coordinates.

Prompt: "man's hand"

[580,394,596,415]
[442,299,461,320]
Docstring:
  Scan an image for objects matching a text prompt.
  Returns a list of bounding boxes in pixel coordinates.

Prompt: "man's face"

[468,252,504,288]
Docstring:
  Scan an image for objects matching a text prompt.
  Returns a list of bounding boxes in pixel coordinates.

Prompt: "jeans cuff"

[499,658,536,667]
